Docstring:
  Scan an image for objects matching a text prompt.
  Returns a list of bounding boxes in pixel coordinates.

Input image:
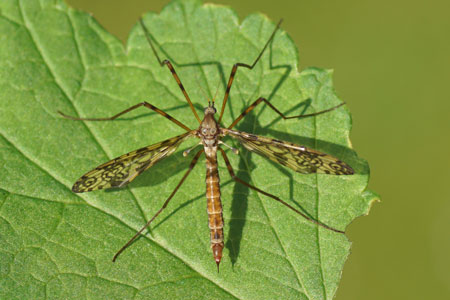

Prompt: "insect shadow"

[102,103,189,121]
[104,24,360,266]
[224,102,366,267]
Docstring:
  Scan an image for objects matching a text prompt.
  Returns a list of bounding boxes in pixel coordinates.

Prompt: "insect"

[59,18,354,271]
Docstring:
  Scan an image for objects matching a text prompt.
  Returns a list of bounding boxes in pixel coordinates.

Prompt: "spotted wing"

[72,131,194,193]
[224,129,354,175]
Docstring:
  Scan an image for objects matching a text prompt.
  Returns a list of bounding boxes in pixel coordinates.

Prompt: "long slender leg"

[58,101,191,132]
[113,149,204,262]
[218,148,344,234]
[228,97,345,129]
[139,18,201,123]
[218,19,283,123]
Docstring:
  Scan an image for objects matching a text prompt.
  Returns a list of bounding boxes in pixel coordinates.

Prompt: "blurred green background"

[66,0,450,299]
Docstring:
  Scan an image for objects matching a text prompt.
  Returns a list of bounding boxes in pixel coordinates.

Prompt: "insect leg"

[228,97,345,129]
[58,101,191,131]
[139,19,201,123]
[218,147,345,234]
[218,19,283,123]
[112,149,204,262]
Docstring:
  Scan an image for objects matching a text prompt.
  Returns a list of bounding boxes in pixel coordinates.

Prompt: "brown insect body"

[197,106,224,269]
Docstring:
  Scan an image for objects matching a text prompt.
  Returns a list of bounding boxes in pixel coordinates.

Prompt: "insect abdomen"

[205,148,224,268]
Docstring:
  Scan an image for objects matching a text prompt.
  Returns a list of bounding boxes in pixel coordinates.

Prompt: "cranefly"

[59,19,353,272]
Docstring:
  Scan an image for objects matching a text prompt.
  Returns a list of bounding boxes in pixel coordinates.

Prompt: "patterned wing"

[72,131,194,193]
[224,129,354,175]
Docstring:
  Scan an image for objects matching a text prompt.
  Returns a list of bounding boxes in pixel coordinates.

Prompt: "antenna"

[194,75,210,102]
[212,77,221,104]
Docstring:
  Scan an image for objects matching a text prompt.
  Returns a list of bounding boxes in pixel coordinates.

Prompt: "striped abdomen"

[205,147,224,268]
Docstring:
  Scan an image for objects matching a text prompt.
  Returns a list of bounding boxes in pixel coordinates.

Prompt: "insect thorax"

[198,107,221,149]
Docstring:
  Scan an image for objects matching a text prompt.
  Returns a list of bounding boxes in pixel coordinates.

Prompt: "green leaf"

[0,0,378,299]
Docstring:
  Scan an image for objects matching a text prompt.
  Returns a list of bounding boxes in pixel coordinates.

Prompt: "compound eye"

[202,128,208,135]
[210,128,217,134]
